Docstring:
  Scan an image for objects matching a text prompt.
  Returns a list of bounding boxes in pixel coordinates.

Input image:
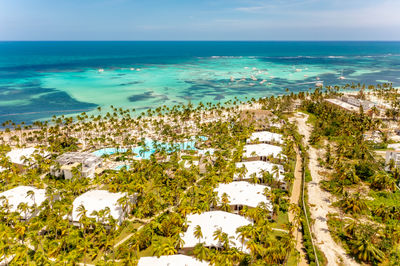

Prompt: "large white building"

[234,160,286,189]
[243,144,283,161]
[386,150,400,170]
[247,131,283,145]
[6,148,49,167]
[71,190,134,225]
[181,211,252,252]
[214,181,272,213]
[0,186,46,220]
[52,152,103,179]
[138,255,208,266]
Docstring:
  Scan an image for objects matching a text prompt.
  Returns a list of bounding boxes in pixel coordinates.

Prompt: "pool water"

[114,165,131,170]
[93,137,206,160]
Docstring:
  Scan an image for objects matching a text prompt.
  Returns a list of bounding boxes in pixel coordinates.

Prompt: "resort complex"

[2,83,400,266]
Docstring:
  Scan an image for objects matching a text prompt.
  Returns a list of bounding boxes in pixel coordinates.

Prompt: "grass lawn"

[138,236,169,257]
[287,249,299,266]
[367,190,400,209]
[114,221,143,244]
[271,210,289,230]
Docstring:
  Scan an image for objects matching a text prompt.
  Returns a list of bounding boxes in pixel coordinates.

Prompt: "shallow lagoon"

[1,41,400,124]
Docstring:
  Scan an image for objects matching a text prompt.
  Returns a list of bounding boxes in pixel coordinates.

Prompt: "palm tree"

[193,243,209,261]
[350,237,384,263]
[220,193,231,212]
[194,224,203,243]
[26,190,36,206]
[153,238,177,257]
[339,192,368,214]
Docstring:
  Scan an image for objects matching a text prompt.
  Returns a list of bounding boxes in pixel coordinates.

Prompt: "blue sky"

[1,0,400,40]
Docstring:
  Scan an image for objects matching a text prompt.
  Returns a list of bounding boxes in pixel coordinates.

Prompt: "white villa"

[6,147,49,167]
[138,255,208,266]
[247,131,283,145]
[243,144,283,161]
[181,211,252,252]
[71,190,134,225]
[234,160,286,189]
[214,181,273,214]
[0,186,46,220]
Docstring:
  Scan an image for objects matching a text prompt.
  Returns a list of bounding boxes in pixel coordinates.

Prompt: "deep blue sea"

[1,41,400,124]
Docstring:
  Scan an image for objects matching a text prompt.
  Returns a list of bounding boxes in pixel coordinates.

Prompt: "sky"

[1,0,400,40]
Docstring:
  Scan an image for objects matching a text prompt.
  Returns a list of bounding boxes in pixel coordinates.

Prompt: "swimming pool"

[93,137,207,160]
[114,165,131,170]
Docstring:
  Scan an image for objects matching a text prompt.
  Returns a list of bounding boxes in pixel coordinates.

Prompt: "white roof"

[6,148,49,165]
[0,186,46,219]
[243,144,283,158]
[215,181,272,210]
[182,211,252,251]
[138,255,208,266]
[235,160,285,182]
[325,98,359,112]
[388,143,400,150]
[72,190,127,224]
[247,131,283,144]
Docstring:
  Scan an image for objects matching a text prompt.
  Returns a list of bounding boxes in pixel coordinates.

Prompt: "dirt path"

[293,112,358,266]
[288,141,308,266]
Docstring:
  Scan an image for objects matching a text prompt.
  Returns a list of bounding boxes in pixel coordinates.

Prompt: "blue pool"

[93,137,207,160]
[114,165,131,170]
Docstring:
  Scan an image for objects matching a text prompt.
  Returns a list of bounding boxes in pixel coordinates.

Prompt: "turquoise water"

[1,41,400,124]
[93,138,200,159]
[114,165,130,171]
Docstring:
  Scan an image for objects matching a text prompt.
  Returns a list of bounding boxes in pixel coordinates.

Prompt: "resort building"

[181,211,252,252]
[138,255,208,266]
[214,181,273,214]
[51,152,103,179]
[247,131,283,145]
[325,96,382,115]
[6,147,49,168]
[71,190,135,225]
[385,150,400,170]
[0,186,46,220]
[325,98,359,112]
[242,143,283,161]
[341,96,376,110]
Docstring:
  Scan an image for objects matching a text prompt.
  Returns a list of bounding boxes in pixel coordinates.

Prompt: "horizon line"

[1,40,400,42]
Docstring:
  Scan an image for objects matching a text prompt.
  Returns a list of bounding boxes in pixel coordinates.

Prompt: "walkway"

[293,112,358,266]
[288,139,308,266]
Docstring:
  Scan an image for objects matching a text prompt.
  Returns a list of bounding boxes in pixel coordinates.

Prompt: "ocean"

[1,41,400,124]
